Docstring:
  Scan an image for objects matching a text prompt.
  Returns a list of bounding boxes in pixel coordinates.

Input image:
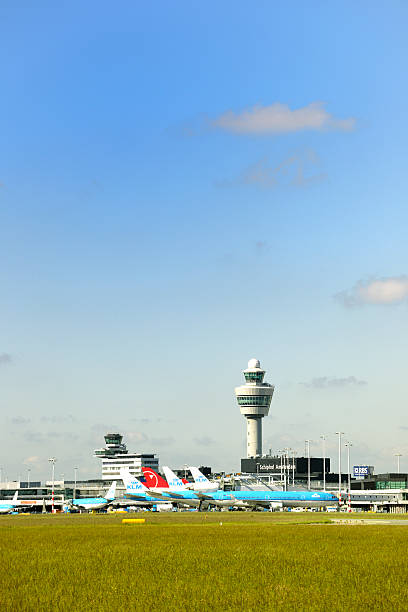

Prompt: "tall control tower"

[235,359,275,458]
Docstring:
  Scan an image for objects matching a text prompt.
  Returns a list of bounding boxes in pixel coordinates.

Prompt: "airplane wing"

[145,491,170,499]
[194,492,217,501]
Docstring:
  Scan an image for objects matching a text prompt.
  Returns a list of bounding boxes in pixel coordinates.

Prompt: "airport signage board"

[353,465,372,478]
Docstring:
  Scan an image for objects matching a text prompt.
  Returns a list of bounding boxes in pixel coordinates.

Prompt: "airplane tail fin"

[12,490,18,503]
[142,467,169,489]
[105,480,117,501]
[189,467,219,490]
[162,466,187,490]
[189,467,210,485]
[120,469,148,494]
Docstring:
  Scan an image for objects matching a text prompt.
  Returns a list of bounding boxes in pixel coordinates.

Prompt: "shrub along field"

[1,512,407,611]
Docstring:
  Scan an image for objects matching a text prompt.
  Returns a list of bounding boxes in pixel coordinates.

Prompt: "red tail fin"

[142,467,169,488]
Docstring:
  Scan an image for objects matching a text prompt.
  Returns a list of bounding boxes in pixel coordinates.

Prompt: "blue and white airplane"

[188,467,219,493]
[0,490,19,514]
[69,481,117,511]
[121,468,227,509]
[121,468,338,511]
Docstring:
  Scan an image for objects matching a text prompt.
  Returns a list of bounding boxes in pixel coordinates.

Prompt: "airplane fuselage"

[125,488,338,508]
[71,497,111,511]
[0,504,17,514]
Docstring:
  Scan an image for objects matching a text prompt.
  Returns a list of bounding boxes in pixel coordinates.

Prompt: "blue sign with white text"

[353,465,371,477]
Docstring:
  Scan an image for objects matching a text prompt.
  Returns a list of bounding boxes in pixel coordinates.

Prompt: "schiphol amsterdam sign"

[258,463,295,471]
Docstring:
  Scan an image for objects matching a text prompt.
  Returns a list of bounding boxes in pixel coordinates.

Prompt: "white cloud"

[335,276,408,307]
[302,376,367,389]
[211,102,355,134]
[23,456,41,465]
[216,150,327,190]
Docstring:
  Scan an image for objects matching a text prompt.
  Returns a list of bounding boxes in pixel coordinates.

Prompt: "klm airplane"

[160,469,338,510]
[121,469,338,510]
[69,481,117,511]
[0,491,19,514]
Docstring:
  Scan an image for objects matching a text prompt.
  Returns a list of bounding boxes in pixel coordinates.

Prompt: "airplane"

[122,468,339,511]
[142,467,190,492]
[147,474,339,511]
[121,468,225,509]
[209,489,340,511]
[142,466,218,493]
[189,467,219,492]
[120,469,174,508]
[69,480,117,512]
[0,491,19,514]
[162,465,220,494]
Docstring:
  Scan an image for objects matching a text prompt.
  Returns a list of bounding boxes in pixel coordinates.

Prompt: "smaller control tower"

[235,359,275,458]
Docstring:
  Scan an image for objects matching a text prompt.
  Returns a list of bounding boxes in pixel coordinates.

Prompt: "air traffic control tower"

[235,359,275,458]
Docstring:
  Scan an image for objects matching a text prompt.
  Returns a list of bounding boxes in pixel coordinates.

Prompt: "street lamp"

[394,453,402,474]
[278,450,284,487]
[345,442,352,513]
[74,467,78,500]
[335,432,344,502]
[291,450,297,487]
[320,435,327,492]
[305,440,311,490]
[27,468,31,488]
[284,448,291,491]
[48,458,57,514]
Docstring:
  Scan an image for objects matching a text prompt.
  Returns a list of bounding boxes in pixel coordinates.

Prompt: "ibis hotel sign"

[353,465,373,478]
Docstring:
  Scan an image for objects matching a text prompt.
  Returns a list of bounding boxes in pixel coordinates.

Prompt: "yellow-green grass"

[1,513,408,611]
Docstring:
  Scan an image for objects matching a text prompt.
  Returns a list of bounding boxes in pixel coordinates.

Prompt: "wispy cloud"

[216,150,326,190]
[194,436,215,446]
[335,276,408,307]
[211,102,356,134]
[302,376,367,389]
[23,456,41,465]
[0,353,12,365]
[10,417,31,425]
[40,414,76,424]
[24,431,79,443]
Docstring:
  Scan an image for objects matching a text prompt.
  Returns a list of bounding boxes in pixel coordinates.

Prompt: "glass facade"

[244,372,265,383]
[236,395,271,406]
[376,480,406,489]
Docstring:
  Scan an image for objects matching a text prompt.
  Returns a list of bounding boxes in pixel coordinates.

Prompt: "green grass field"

[1,512,408,611]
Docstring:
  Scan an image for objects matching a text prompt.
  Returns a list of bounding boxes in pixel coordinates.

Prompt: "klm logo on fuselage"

[128,482,144,491]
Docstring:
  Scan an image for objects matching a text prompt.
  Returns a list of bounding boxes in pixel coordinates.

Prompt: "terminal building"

[94,433,159,480]
[241,455,333,486]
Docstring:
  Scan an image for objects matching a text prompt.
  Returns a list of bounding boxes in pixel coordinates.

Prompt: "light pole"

[48,458,56,514]
[27,468,31,488]
[0,466,3,484]
[394,453,402,474]
[284,448,291,491]
[345,442,352,512]
[335,432,344,502]
[74,467,78,500]
[279,451,283,487]
[292,450,297,487]
[305,440,311,490]
[320,434,327,492]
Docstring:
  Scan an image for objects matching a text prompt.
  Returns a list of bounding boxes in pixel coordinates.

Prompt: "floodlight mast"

[345,442,352,513]
[235,359,274,458]
[48,457,56,514]
[394,453,402,474]
[320,435,327,492]
[335,432,344,502]
[305,440,312,490]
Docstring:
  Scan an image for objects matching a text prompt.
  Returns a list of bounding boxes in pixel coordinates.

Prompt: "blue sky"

[1,1,407,481]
